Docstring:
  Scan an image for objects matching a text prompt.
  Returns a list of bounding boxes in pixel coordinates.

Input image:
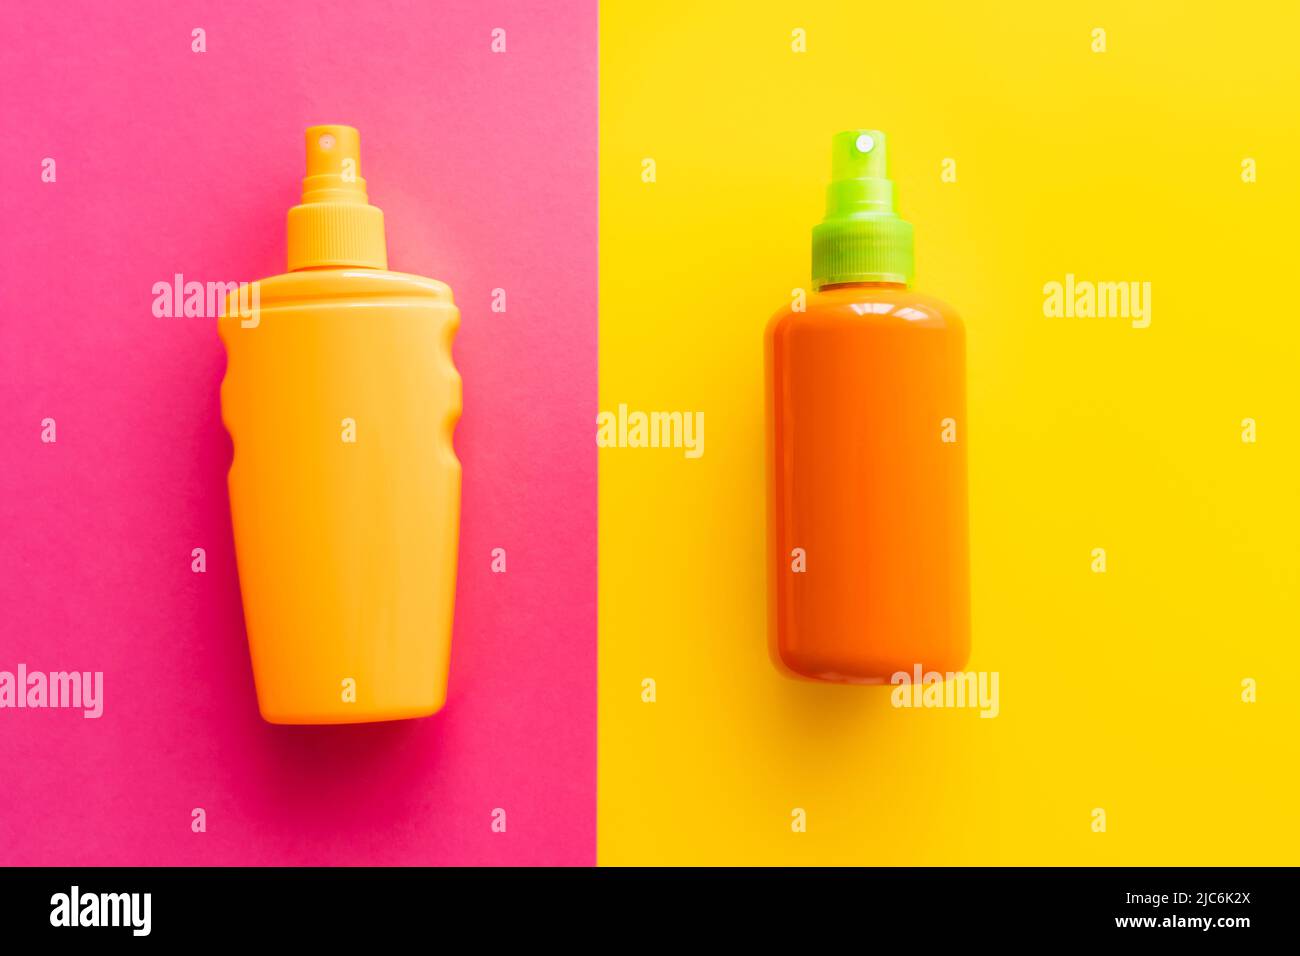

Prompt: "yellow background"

[598,1,1299,864]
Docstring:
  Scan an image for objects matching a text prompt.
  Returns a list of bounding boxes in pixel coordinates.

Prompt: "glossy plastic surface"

[766,283,968,683]
[219,269,461,723]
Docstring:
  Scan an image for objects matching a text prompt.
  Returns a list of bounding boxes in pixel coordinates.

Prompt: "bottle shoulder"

[245,268,454,306]
[217,269,456,331]
[767,287,962,334]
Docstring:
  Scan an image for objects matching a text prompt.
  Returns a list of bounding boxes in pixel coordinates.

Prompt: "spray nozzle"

[826,129,896,217]
[812,129,914,288]
[835,131,885,177]
[301,125,370,204]
[287,124,387,271]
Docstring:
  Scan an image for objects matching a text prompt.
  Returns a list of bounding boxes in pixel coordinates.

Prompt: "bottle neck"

[818,280,908,292]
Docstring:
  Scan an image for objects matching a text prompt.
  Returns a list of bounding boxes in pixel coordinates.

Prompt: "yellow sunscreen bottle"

[219,125,462,724]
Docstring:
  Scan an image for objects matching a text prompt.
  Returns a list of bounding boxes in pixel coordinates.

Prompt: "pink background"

[0,1,595,864]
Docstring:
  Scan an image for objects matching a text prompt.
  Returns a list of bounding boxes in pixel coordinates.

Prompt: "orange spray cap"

[286,125,388,271]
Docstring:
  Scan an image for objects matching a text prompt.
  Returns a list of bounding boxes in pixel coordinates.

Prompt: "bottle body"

[765,284,968,683]
[219,269,461,723]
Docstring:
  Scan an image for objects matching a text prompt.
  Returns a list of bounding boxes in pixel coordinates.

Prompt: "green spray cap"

[811,130,914,289]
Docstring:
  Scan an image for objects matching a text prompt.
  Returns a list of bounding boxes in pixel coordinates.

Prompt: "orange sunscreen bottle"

[766,130,968,683]
[219,125,462,723]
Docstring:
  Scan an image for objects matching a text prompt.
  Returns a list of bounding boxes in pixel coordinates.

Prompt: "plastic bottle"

[765,130,969,683]
[219,125,461,723]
